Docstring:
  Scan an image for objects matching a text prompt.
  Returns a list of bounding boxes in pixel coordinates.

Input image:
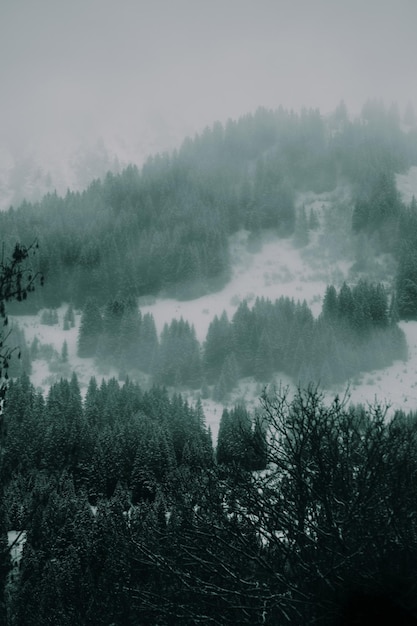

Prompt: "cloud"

[1,0,417,157]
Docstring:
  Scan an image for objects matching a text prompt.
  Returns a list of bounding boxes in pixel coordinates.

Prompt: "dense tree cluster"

[2,101,416,314]
[335,101,417,317]
[2,383,417,624]
[211,286,405,390]
[216,404,267,470]
[0,376,217,625]
[395,197,417,319]
[77,280,406,395]
[153,318,202,388]
[77,297,159,375]
[2,99,417,625]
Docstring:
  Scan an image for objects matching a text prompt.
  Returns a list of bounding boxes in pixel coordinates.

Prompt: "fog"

[1,0,417,199]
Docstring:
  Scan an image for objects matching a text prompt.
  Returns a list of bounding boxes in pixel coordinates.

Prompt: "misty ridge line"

[0,99,415,211]
[1,99,416,412]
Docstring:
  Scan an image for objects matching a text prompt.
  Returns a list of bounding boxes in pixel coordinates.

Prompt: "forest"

[73,281,406,396]
[2,100,417,624]
[1,101,417,314]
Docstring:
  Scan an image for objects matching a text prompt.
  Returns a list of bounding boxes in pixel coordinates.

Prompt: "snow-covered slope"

[141,188,351,341]
[10,168,417,440]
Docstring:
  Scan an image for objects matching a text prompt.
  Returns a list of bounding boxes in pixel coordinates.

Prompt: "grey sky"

[1,0,417,156]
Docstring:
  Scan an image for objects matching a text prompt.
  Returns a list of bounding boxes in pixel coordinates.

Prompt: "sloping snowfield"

[140,230,340,343]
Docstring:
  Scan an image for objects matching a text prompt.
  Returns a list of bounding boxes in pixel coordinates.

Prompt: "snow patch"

[7,530,26,567]
[141,227,349,343]
[396,166,417,204]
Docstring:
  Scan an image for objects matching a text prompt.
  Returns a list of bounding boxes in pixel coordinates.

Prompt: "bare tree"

[128,386,417,624]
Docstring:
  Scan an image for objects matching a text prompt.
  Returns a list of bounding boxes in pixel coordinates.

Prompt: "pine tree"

[204,311,232,383]
[369,283,388,327]
[216,405,254,469]
[396,245,417,320]
[100,298,126,359]
[77,298,103,358]
[337,282,355,326]
[63,303,75,329]
[118,307,142,371]
[254,329,274,382]
[322,285,338,321]
[251,416,268,471]
[216,408,233,465]
[221,352,240,391]
[154,318,202,387]
[137,312,158,373]
[294,205,309,247]
[84,377,102,428]
[232,301,257,377]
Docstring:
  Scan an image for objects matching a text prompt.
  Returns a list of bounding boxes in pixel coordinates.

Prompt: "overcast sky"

[1,0,417,158]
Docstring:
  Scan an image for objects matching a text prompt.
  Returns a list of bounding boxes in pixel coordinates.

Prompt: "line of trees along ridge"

[75,279,406,393]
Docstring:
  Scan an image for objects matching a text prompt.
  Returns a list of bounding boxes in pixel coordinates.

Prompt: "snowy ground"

[9,169,417,440]
[141,231,340,342]
[7,530,26,568]
[396,166,417,204]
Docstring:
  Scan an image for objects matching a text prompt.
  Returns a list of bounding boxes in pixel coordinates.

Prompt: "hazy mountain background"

[1,0,417,209]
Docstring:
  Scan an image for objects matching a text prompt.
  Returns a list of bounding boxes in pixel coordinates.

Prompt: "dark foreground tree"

[0,241,42,622]
[0,242,42,411]
[130,386,417,625]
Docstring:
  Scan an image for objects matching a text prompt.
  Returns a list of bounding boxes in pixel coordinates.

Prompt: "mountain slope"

[12,166,417,439]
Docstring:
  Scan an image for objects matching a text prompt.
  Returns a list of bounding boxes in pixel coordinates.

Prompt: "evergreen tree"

[232,301,257,377]
[77,298,103,358]
[99,298,126,359]
[137,312,158,373]
[61,340,68,362]
[216,405,254,469]
[337,282,355,326]
[216,408,233,465]
[118,307,142,371]
[84,377,102,428]
[63,303,75,330]
[396,244,417,319]
[254,329,274,381]
[154,318,202,388]
[220,352,240,391]
[203,311,232,383]
[322,285,338,321]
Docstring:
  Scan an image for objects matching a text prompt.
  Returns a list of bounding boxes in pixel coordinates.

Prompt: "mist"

[1,0,417,205]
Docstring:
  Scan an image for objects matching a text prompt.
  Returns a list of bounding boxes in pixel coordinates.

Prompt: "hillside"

[9,163,417,439]
[3,102,417,459]
[5,103,417,625]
